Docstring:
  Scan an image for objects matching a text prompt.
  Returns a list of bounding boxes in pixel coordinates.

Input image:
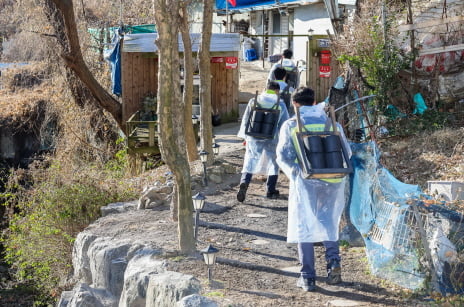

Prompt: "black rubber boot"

[237,183,248,202]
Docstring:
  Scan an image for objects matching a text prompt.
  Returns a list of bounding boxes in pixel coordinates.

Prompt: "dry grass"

[0,62,55,122]
[379,128,464,190]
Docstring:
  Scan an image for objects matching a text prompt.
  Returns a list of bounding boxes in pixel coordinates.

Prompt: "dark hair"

[267,81,280,92]
[292,87,315,106]
[283,49,293,59]
[273,67,287,80]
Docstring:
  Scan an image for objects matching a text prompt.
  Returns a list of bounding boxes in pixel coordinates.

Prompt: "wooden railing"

[126,111,159,155]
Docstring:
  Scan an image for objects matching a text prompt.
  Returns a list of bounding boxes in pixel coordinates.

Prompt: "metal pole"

[194,210,200,240]
[202,162,208,186]
[262,10,265,68]
[226,0,228,33]
[334,95,377,112]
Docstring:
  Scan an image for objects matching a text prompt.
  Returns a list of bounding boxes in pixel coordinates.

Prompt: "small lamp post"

[308,28,314,40]
[212,143,220,156]
[192,192,206,240]
[192,114,199,125]
[200,244,219,284]
[199,150,209,186]
[212,134,216,143]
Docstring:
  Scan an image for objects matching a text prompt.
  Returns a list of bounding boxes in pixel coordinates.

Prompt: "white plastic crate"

[427,181,464,201]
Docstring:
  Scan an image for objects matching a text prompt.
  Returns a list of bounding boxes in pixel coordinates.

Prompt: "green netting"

[87,24,156,46]
[125,24,156,33]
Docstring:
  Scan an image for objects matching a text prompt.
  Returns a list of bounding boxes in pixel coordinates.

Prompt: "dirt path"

[158,118,420,307]
[160,62,419,306]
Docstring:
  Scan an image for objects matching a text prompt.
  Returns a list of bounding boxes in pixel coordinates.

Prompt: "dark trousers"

[298,241,340,279]
[240,173,278,193]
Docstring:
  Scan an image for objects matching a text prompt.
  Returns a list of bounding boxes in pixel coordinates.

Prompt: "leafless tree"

[198,0,214,164]
[41,0,197,253]
[179,1,199,163]
[153,0,195,253]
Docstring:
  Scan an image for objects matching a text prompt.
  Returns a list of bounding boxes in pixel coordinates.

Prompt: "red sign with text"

[225,57,238,69]
[319,66,331,78]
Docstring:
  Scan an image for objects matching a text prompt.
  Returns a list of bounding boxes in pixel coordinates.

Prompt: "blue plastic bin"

[245,49,257,61]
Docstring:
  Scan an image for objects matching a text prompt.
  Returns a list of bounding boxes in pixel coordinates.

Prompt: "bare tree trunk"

[154,0,195,254]
[42,0,195,253]
[199,0,214,165]
[42,0,124,131]
[179,3,199,162]
[170,183,178,222]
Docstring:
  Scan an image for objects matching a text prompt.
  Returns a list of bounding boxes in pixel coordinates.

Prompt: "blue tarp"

[215,0,296,11]
[104,29,122,97]
[349,141,464,294]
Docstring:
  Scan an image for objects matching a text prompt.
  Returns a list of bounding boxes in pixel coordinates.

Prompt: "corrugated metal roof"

[215,0,300,11]
[215,0,355,12]
[122,33,241,53]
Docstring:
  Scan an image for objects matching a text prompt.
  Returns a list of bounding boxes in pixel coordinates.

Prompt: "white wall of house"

[247,2,334,61]
[268,11,290,56]
[249,10,266,59]
[293,2,334,62]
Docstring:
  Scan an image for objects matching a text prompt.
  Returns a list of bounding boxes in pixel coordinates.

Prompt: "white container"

[192,105,201,116]
[427,181,464,201]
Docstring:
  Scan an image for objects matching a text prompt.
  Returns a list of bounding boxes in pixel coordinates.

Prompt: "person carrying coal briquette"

[272,67,294,117]
[276,86,352,292]
[236,81,289,202]
[267,49,299,89]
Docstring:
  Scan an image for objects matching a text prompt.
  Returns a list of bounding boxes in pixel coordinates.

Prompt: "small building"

[120,32,241,123]
[215,0,356,101]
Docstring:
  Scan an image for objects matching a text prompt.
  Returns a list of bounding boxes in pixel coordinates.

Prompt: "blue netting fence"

[349,142,464,294]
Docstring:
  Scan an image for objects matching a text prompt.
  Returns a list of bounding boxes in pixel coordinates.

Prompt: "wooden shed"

[306,36,341,103]
[121,33,241,123]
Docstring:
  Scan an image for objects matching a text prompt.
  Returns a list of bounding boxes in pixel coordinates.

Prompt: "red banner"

[211,57,224,63]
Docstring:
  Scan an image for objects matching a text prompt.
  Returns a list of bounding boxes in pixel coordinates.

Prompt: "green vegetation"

[338,15,412,115]
[1,157,139,302]
[385,109,453,137]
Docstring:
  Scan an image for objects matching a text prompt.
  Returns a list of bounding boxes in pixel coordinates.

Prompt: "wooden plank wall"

[122,52,158,122]
[210,55,239,115]
[122,51,239,122]
[306,39,341,102]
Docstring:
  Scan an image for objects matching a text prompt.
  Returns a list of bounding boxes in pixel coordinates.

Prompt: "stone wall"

[57,201,219,307]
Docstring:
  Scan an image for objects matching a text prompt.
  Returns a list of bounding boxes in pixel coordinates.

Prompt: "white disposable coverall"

[276,105,351,243]
[238,92,289,176]
[268,58,299,88]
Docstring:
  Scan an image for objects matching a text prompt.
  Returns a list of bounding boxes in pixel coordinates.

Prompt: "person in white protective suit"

[276,87,352,292]
[236,81,289,202]
[272,67,294,117]
[267,49,299,89]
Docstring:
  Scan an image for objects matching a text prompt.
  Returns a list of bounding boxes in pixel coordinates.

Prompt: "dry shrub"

[0,51,138,302]
[2,31,51,62]
[379,128,464,189]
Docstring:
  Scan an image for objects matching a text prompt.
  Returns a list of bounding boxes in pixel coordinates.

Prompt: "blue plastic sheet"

[413,93,428,115]
[349,142,463,294]
[104,29,122,96]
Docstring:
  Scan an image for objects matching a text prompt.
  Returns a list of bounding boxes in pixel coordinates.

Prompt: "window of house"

[272,12,281,34]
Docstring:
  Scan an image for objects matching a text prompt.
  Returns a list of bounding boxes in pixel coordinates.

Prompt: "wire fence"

[349,141,464,294]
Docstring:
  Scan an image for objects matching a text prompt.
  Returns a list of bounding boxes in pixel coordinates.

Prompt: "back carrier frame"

[294,105,353,179]
[245,91,281,139]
